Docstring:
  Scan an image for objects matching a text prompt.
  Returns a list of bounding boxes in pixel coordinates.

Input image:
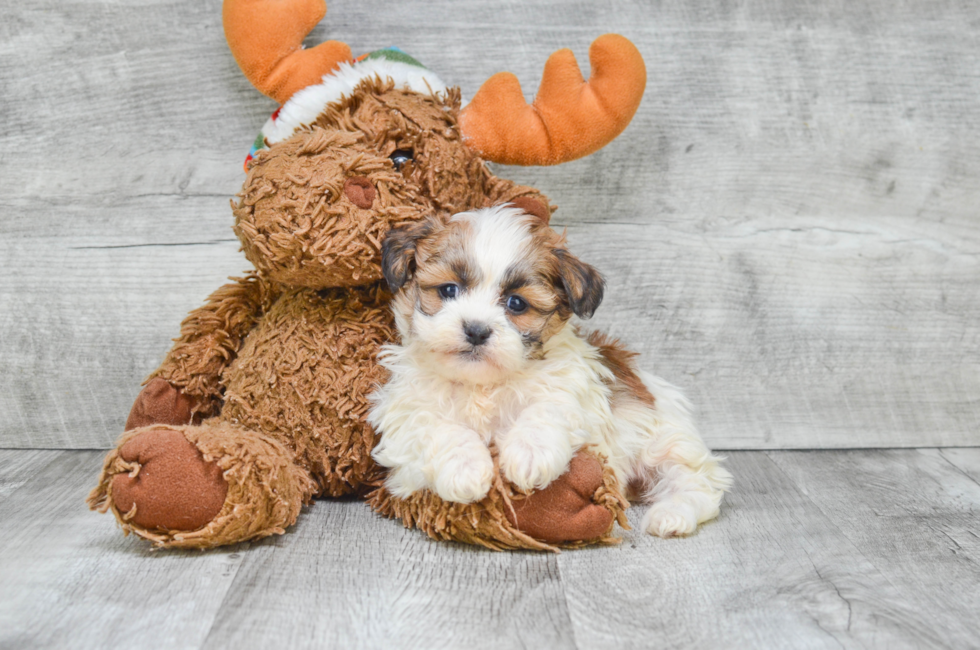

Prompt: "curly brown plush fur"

[219,284,393,497]
[88,79,626,551]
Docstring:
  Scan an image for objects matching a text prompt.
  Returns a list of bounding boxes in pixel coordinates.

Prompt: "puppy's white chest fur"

[443,382,512,444]
[369,324,619,500]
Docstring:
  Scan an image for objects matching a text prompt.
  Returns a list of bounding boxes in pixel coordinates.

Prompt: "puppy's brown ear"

[382,219,433,292]
[555,249,605,319]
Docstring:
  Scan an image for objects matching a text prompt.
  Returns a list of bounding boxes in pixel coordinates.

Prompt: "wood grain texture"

[558,452,948,650]
[5,449,979,649]
[0,449,60,501]
[0,451,248,649]
[938,447,980,484]
[203,501,576,649]
[766,449,980,649]
[2,0,979,448]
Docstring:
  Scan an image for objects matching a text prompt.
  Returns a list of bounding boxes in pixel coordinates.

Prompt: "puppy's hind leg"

[629,373,732,538]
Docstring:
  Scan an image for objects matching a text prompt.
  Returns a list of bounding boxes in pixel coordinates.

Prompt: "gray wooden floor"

[1,448,978,649]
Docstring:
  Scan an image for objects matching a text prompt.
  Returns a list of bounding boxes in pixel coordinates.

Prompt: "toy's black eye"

[506,295,528,314]
[390,149,414,171]
[438,284,459,300]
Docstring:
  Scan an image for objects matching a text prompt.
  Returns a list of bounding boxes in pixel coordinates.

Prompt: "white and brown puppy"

[369,204,731,537]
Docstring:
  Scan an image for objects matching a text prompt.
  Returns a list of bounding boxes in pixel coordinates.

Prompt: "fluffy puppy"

[369,205,732,537]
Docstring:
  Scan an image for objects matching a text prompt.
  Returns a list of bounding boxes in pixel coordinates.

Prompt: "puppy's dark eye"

[438,284,459,300]
[390,149,414,171]
[506,295,528,314]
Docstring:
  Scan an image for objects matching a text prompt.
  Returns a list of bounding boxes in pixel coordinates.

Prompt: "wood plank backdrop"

[1,0,978,449]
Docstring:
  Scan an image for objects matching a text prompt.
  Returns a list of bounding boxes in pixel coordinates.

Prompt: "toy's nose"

[463,322,492,347]
[344,176,376,209]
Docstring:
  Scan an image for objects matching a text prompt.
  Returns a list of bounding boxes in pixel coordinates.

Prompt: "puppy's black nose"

[463,322,492,347]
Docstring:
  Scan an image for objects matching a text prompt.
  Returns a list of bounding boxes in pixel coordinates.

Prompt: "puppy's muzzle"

[463,322,492,347]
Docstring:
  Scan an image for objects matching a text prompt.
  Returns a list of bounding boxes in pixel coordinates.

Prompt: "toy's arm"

[145,272,281,419]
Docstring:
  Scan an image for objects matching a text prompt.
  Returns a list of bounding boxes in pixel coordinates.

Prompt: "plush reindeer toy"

[88,0,647,550]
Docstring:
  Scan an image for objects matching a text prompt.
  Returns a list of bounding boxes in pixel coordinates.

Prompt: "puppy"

[368,204,732,537]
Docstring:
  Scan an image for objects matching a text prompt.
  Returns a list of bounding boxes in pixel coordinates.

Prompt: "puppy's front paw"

[433,445,494,504]
[499,436,571,492]
[642,501,698,538]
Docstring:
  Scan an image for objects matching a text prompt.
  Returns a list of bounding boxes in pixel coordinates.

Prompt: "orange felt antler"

[223,0,352,104]
[459,34,647,166]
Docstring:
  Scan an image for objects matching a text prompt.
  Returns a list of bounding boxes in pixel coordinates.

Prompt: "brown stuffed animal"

[88,0,644,550]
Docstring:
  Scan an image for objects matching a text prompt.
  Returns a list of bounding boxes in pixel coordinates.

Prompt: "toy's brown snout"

[344,176,376,209]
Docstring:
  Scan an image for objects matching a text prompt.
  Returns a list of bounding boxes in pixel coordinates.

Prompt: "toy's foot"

[505,451,616,544]
[125,378,201,430]
[110,428,228,532]
[89,423,317,548]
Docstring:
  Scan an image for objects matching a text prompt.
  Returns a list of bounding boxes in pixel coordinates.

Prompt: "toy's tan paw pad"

[125,378,199,430]
[111,428,227,532]
[505,451,613,544]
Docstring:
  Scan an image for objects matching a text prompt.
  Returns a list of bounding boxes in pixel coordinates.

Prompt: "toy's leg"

[88,423,316,549]
[369,449,628,551]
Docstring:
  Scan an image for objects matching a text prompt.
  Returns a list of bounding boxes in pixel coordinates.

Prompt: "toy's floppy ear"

[555,249,605,319]
[223,0,352,104]
[459,34,646,166]
[382,220,435,293]
[507,196,552,226]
